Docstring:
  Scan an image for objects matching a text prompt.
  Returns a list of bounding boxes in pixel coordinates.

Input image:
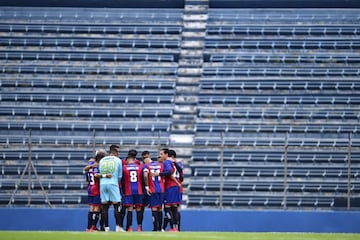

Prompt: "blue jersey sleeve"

[160,160,172,177]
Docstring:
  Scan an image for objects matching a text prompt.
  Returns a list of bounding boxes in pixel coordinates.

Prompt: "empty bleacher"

[0,6,182,207]
[1,4,360,209]
[188,7,360,209]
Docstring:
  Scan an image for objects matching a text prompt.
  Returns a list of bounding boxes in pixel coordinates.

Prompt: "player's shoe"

[105,227,110,232]
[169,228,179,232]
[116,226,125,232]
[127,227,133,232]
[136,226,142,232]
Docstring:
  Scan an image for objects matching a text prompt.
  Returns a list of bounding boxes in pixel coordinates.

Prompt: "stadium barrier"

[0,208,359,233]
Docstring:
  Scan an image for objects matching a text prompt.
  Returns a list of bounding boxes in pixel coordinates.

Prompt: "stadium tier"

[0,2,359,209]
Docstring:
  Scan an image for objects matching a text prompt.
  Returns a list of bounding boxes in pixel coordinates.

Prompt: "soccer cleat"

[105,227,110,232]
[127,227,133,232]
[116,226,125,232]
[136,226,142,232]
[169,228,179,232]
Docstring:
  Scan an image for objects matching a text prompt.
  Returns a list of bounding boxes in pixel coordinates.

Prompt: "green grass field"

[0,231,359,240]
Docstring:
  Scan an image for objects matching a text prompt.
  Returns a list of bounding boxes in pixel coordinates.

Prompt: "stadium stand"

[0,0,359,209]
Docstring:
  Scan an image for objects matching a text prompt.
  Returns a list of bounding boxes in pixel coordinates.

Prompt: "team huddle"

[84,145,183,232]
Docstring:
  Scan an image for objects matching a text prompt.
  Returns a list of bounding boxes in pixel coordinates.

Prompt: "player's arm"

[143,168,152,195]
[153,161,171,177]
[170,175,181,187]
[83,161,98,172]
[94,173,112,178]
[174,162,184,182]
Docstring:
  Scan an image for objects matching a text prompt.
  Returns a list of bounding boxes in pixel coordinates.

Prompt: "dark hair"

[169,149,177,158]
[109,144,120,154]
[127,149,138,158]
[141,150,150,157]
[161,148,170,155]
[95,149,107,162]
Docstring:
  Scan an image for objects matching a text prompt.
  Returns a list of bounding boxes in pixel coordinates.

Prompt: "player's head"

[141,150,151,161]
[159,148,170,162]
[143,157,152,164]
[168,149,177,159]
[95,149,107,162]
[109,144,120,156]
[127,149,137,159]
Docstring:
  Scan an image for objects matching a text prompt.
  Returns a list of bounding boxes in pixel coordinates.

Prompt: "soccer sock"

[113,203,121,226]
[99,212,104,230]
[164,207,173,229]
[158,210,163,231]
[93,211,100,228]
[136,210,144,228]
[87,211,92,229]
[163,210,169,230]
[101,204,110,227]
[171,206,179,230]
[126,210,133,230]
[119,206,126,228]
[178,211,181,231]
[151,210,159,231]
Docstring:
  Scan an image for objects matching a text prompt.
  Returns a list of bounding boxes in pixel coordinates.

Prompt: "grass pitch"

[0,231,359,240]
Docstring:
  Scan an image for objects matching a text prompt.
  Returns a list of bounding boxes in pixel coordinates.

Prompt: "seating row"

[0,79,176,90]
[204,53,360,65]
[189,180,358,194]
[1,193,85,205]
[190,165,359,179]
[198,94,360,105]
[193,137,360,148]
[0,37,181,49]
[206,25,360,37]
[207,9,359,24]
[0,8,183,23]
[195,123,359,134]
[186,194,347,208]
[205,40,360,50]
[200,79,359,91]
[1,150,92,161]
[1,164,85,175]
[202,67,360,77]
[191,149,359,164]
[0,92,175,104]
[0,106,173,119]
[0,180,87,191]
[0,149,159,162]
[0,24,182,35]
[198,108,360,121]
[1,65,178,75]
[1,136,170,146]
[0,120,171,132]
[0,51,179,62]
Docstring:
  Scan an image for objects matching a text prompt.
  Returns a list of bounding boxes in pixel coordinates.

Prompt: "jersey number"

[130,170,138,182]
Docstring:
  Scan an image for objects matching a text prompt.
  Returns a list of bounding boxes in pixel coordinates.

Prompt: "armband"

[102,174,106,178]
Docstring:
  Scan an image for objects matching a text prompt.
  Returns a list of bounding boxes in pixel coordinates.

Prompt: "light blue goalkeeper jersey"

[98,155,122,185]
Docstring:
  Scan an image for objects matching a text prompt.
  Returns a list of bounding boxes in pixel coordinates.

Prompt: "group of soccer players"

[84,144,183,232]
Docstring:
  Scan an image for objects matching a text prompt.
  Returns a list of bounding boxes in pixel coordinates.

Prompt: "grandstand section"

[0,0,359,210]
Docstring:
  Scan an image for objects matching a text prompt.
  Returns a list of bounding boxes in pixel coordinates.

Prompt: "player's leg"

[100,202,110,231]
[108,183,123,232]
[134,194,144,231]
[171,204,179,231]
[177,204,181,232]
[92,204,101,231]
[126,205,133,231]
[100,184,111,231]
